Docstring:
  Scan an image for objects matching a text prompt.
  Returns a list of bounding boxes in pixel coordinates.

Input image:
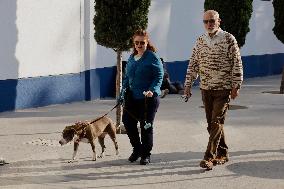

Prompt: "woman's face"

[133,35,148,55]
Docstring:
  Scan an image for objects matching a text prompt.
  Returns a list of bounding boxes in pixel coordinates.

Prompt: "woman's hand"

[143,90,153,97]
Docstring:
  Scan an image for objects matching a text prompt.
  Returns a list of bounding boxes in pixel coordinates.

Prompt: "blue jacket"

[122,50,164,99]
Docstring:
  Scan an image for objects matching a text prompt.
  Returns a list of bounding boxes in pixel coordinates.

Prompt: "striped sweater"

[184,29,243,90]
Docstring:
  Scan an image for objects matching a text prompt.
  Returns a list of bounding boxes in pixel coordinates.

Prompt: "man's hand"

[184,86,192,97]
[183,86,192,102]
[231,87,239,100]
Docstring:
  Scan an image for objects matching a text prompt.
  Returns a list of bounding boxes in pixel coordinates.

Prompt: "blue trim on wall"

[0,53,283,112]
[164,53,284,84]
[96,67,116,98]
[0,67,116,112]
[242,53,284,78]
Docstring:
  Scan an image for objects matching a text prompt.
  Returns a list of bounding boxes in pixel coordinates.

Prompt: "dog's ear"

[63,125,76,134]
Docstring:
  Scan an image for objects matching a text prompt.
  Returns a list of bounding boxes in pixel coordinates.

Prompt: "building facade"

[0,0,283,112]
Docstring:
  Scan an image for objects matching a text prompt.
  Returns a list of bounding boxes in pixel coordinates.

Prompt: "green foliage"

[273,0,284,44]
[93,0,151,52]
[204,0,253,47]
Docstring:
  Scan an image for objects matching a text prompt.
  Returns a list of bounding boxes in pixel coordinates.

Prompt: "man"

[184,10,243,170]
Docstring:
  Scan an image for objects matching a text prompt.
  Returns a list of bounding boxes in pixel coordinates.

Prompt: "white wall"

[145,0,284,61]
[241,0,284,55]
[0,0,82,80]
[1,0,284,80]
[0,0,19,79]
[147,0,204,62]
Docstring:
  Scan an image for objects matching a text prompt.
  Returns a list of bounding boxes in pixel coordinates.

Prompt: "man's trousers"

[201,89,231,160]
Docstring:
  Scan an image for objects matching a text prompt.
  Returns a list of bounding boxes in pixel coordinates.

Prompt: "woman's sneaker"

[128,152,140,162]
[140,156,151,165]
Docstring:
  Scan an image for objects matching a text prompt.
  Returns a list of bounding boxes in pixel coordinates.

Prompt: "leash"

[122,106,142,122]
[123,95,151,129]
[89,103,120,124]
[88,92,150,126]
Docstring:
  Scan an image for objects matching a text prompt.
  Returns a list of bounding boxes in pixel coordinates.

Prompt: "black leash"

[89,96,148,125]
[123,106,142,122]
[89,103,120,124]
[123,96,152,129]
[122,97,148,123]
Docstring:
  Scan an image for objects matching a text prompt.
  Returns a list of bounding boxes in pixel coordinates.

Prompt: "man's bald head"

[204,10,220,20]
[203,10,221,35]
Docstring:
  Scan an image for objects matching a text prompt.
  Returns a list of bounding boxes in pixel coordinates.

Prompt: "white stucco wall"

[1,0,284,80]
[0,0,83,80]
[241,0,284,55]
[146,0,284,61]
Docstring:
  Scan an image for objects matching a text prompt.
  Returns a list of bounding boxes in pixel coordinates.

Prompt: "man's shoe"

[199,159,213,170]
[140,156,150,165]
[212,156,229,165]
[128,153,140,162]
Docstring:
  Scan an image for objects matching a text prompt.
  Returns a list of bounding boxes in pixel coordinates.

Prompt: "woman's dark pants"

[122,96,160,158]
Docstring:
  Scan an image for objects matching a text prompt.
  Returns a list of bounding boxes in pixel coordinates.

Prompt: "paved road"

[0,75,283,189]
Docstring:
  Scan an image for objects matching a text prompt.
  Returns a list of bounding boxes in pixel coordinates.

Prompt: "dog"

[59,116,119,162]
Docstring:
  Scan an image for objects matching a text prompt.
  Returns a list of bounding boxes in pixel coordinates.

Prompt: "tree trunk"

[116,51,123,132]
[280,66,284,94]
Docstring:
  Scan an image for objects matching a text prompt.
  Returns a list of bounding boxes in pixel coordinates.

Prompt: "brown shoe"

[212,156,229,165]
[199,159,213,170]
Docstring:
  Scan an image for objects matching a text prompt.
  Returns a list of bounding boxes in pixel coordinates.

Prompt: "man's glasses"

[203,19,216,24]
[134,41,146,45]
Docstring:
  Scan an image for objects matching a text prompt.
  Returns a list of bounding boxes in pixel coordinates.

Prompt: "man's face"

[203,13,220,34]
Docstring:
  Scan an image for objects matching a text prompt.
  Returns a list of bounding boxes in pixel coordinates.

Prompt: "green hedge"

[273,0,284,44]
[204,0,253,48]
[93,0,151,51]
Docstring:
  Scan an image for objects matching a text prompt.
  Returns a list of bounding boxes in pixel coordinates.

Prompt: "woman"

[120,30,163,165]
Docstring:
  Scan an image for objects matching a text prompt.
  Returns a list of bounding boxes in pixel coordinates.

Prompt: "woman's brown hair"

[132,30,156,55]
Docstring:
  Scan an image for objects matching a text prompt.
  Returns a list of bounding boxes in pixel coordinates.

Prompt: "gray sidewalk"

[0,75,283,189]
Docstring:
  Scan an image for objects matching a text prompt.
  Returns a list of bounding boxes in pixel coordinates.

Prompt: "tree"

[273,0,284,44]
[272,0,284,93]
[93,0,151,128]
[204,0,253,48]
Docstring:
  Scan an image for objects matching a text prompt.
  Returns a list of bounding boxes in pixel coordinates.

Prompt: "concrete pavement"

[0,75,283,189]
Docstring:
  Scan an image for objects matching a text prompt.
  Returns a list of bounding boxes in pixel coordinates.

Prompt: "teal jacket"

[122,50,164,99]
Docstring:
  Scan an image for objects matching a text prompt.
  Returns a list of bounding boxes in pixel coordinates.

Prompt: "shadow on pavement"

[226,160,284,180]
[0,151,203,186]
[0,149,283,186]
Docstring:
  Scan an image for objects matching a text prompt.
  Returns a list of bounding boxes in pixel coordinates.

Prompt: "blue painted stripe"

[165,53,284,84]
[0,68,116,112]
[0,53,283,112]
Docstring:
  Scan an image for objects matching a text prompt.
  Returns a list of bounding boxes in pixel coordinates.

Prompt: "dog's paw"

[98,153,105,158]
[67,159,77,163]
[92,153,97,161]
